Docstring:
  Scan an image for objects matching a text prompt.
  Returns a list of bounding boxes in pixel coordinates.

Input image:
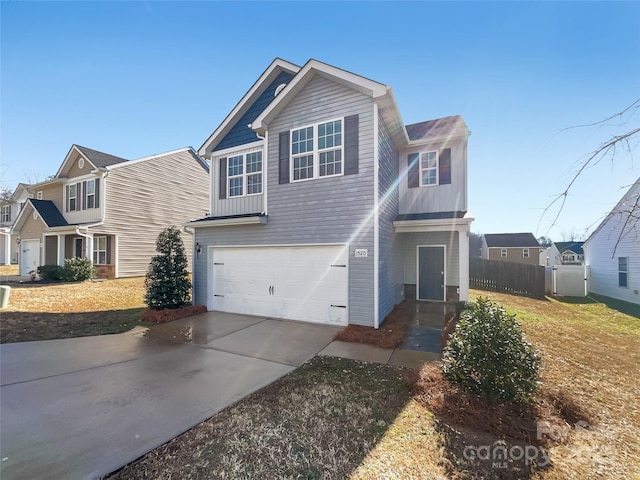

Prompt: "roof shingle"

[485,233,540,248]
[75,145,128,168]
[30,199,68,227]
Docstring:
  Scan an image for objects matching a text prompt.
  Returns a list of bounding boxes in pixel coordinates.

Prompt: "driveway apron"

[0,313,340,480]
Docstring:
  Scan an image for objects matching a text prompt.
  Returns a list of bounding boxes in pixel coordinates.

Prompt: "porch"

[43,233,116,278]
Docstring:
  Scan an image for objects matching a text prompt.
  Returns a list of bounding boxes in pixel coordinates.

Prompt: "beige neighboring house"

[0,183,31,265]
[481,233,543,266]
[12,145,209,277]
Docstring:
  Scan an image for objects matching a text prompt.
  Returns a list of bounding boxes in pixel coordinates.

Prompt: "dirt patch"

[141,305,207,323]
[333,305,413,349]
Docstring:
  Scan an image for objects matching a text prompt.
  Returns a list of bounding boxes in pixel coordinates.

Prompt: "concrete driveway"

[0,312,340,480]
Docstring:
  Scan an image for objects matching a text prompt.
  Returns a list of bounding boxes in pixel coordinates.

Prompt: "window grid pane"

[228,156,243,177]
[247,173,262,195]
[246,151,262,174]
[318,120,342,150]
[293,155,314,181]
[319,150,342,177]
[229,177,243,197]
[292,127,313,155]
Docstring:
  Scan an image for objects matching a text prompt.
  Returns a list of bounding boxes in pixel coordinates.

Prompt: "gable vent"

[274,83,287,97]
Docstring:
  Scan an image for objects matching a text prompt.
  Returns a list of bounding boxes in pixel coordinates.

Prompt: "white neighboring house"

[584,178,640,305]
[541,243,561,266]
[0,184,31,265]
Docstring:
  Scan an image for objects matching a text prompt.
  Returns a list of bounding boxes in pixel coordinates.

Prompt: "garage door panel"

[212,245,348,325]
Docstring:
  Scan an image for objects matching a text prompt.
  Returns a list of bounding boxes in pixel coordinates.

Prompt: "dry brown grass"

[0,277,147,343]
[334,305,413,349]
[0,265,19,276]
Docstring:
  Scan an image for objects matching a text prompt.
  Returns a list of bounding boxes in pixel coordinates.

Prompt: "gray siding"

[97,150,209,277]
[399,138,467,214]
[377,115,402,324]
[585,181,640,304]
[195,74,376,326]
[210,143,265,217]
[402,231,460,287]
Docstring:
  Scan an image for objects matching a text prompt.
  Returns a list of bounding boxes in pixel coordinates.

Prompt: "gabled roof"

[29,199,69,227]
[406,115,470,143]
[198,58,301,156]
[584,177,640,247]
[107,147,209,173]
[55,144,128,178]
[554,241,585,255]
[484,233,540,248]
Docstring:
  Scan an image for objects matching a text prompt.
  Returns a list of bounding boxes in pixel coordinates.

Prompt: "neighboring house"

[584,178,640,305]
[553,241,585,265]
[481,233,542,266]
[12,145,209,277]
[0,183,31,265]
[542,242,562,266]
[186,58,473,329]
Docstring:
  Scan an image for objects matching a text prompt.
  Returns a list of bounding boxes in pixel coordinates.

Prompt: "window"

[69,184,77,211]
[619,257,628,288]
[420,151,438,186]
[86,180,95,209]
[227,151,262,198]
[93,237,107,265]
[523,248,530,258]
[1,206,10,223]
[291,119,343,182]
[36,191,43,199]
[501,249,507,258]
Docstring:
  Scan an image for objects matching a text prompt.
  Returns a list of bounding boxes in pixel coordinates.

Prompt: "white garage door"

[212,245,348,325]
[20,239,40,276]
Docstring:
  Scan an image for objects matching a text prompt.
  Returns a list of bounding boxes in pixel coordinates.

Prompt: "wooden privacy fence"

[470,258,546,298]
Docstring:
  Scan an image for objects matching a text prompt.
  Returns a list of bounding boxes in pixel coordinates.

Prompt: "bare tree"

[539,98,640,253]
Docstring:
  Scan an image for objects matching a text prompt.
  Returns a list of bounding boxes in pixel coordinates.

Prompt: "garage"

[211,245,348,325]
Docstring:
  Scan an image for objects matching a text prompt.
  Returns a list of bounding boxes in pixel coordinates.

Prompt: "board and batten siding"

[402,231,460,287]
[210,142,265,217]
[377,114,403,324]
[585,181,640,305]
[195,74,377,326]
[96,150,209,277]
[399,138,467,214]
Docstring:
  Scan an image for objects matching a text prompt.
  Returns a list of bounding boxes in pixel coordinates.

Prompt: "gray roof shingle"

[30,199,69,227]
[485,233,540,248]
[405,115,468,141]
[75,145,128,168]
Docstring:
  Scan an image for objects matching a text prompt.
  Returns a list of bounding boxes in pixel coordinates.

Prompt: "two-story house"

[186,58,473,328]
[553,241,585,265]
[481,233,542,266]
[0,183,31,265]
[12,144,209,277]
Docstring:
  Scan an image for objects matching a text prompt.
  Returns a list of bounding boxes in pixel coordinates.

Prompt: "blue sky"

[2,1,639,240]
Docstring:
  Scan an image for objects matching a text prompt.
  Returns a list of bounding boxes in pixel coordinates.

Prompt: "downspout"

[183,225,196,306]
[253,127,268,216]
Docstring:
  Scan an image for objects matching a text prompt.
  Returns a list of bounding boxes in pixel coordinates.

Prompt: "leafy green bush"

[37,264,65,281]
[144,226,191,310]
[62,257,96,282]
[441,297,540,403]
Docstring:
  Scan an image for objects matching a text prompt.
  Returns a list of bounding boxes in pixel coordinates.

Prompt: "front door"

[75,238,84,258]
[417,246,445,301]
[20,239,40,276]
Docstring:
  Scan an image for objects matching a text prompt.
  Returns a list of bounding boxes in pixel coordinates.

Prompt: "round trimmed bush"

[441,297,540,403]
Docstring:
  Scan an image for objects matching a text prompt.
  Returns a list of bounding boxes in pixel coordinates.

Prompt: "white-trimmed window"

[86,179,96,209]
[619,257,628,288]
[501,249,507,258]
[93,236,107,265]
[37,191,43,199]
[291,119,343,182]
[228,151,262,198]
[420,151,438,186]
[69,184,78,211]
[1,205,10,223]
[523,248,530,258]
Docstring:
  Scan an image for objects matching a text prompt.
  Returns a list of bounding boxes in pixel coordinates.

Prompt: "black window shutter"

[344,114,359,175]
[65,185,70,212]
[439,148,452,185]
[106,236,112,264]
[82,181,87,210]
[279,132,290,184]
[95,178,100,208]
[408,153,419,188]
[219,158,227,199]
